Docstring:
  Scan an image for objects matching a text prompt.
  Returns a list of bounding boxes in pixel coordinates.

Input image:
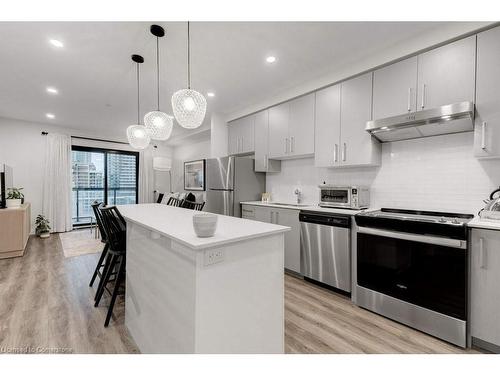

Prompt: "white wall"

[266,132,500,214]
[171,139,211,200]
[0,116,172,228]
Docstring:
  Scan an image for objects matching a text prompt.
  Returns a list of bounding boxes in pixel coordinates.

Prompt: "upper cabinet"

[228,115,255,155]
[268,102,290,159]
[475,27,500,159]
[315,73,381,168]
[373,56,418,119]
[340,73,380,166]
[288,94,315,156]
[417,36,476,110]
[315,84,341,167]
[372,36,476,120]
[254,110,281,173]
[268,93,315,159]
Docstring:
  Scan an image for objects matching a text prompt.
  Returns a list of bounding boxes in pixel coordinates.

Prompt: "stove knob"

[452,218,460,224]
[439,216,447,223]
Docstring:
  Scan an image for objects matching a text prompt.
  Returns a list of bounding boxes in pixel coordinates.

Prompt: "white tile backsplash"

[266,132,500,214]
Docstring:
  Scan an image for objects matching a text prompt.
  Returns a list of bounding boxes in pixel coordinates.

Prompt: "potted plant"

[6,187,24,208]
[35,214,51,238]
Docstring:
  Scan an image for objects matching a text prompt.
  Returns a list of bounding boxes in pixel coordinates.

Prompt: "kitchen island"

[118,203,290,354]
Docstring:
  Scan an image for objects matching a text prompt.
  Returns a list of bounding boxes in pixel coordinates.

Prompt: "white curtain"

[138,147,154,203]
[42,133,72,233]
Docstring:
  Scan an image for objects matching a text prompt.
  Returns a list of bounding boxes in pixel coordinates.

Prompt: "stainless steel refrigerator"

[205,156,265,217]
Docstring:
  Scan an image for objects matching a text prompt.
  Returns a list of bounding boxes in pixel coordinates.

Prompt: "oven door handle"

[357,226,467,249]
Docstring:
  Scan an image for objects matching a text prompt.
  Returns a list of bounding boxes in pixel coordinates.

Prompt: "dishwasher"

[299,211,351,292]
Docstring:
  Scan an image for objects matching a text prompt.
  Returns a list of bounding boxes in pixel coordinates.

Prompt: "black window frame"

[71,145,139,227]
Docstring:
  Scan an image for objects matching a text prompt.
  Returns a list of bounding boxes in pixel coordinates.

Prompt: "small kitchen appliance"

[318,184,369,210]
[479,186,500,221]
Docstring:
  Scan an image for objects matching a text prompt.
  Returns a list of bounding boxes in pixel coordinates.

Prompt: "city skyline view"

[72,148,138,225]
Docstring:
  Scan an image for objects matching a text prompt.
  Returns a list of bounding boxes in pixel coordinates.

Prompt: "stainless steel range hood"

[366,101,474,142]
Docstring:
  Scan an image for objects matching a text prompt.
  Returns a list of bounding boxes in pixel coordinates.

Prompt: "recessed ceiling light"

[266,56,277,64]
[46,87,58,94]
[46,113,55,119]
[207,92,215,98]
[49,39,64,48]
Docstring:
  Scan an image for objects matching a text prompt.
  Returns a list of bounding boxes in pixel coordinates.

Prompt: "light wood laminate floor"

[0,235,481,354]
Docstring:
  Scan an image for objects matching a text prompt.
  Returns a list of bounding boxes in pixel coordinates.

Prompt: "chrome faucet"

[294,188,302,204]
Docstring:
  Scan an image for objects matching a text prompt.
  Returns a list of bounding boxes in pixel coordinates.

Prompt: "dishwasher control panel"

[299,211,351,228]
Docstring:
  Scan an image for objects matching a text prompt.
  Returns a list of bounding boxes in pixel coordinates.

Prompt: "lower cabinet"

[241,204,301,274]
[470,228,500,351]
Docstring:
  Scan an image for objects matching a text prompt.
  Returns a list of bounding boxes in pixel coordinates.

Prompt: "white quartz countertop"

[118,204,290,250]
[240,201,366,215]
[468,216,500,231]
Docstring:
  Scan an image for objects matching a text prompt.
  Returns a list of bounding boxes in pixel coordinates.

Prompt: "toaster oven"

[318,185,370,209]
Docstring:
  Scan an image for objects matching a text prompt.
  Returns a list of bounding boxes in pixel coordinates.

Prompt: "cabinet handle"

[407,87,412,112]
[481,122,487,150]
[421,84,426,109]
[342,143,346,162]
[290,136,295,153]
[479,238,487,269]
[334,144,338,163]
[284,138,288,154]
[275,211,279,224]
[270,211,274,223]
[265,155,268,170]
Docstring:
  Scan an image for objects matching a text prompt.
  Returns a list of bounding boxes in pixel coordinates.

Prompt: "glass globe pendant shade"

[144,111,174,140]
[171,89,207,129]
[127,125,151,150]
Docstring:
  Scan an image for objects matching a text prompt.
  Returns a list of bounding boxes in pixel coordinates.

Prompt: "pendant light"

[144,25,174,141]
[171,21,207,129]
[127,54,151,150]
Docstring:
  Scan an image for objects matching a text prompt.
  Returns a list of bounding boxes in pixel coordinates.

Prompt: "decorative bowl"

[193,213,218,238]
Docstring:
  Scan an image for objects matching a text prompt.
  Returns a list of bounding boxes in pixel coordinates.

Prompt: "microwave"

[318,185,370,210]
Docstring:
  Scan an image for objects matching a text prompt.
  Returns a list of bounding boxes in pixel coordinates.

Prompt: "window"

[71,146,139,226]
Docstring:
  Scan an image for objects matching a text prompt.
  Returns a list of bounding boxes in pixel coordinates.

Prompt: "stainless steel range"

[353,208,474,348]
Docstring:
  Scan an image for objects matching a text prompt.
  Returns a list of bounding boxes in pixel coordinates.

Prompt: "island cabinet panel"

[339,73,381,167]
[121,204,287,354]
[228,115,255,155]
[372,56,418,119]
[416,35,476,110]
[254,110,281,173]
[475,26,500,159]
[314,84,341,167]
[470,228,500,352]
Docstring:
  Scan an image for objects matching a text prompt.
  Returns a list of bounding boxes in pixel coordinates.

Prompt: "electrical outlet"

[204,249,225,266]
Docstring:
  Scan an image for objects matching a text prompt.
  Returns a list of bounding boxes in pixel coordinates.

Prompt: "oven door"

[320,188,351,208]
[356,227,467,320]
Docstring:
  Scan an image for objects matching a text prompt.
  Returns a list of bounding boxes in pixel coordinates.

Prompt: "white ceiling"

[0,22,468,143]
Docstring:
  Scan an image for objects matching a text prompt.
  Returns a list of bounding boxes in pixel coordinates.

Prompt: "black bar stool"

[182,199,205,211]
[94,206,127,327]
[156,193,164,203]
[89,202,109,289]
[166,197,183,207]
